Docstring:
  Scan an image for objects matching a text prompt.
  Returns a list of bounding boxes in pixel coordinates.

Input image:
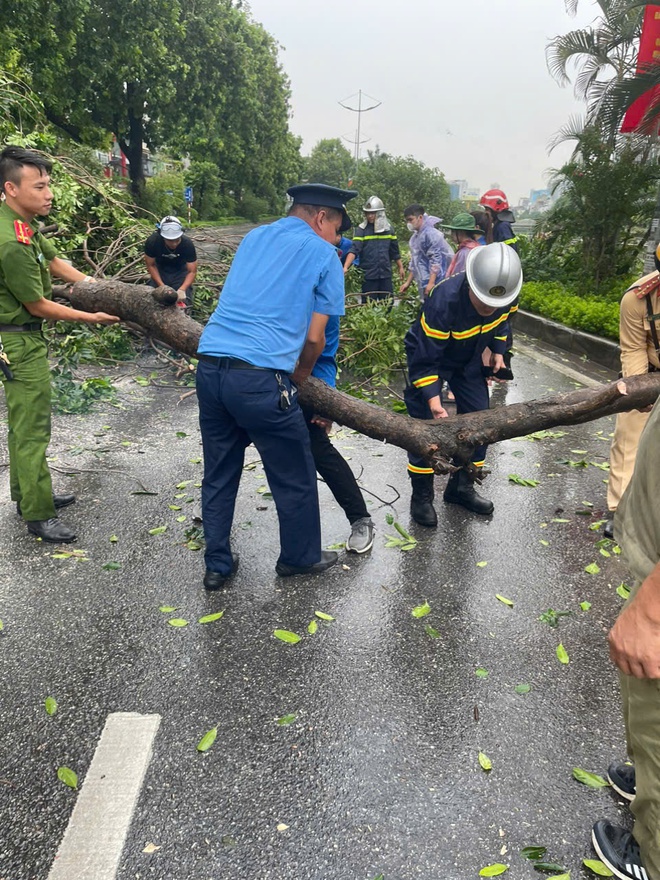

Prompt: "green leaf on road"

[102,561,121,571]
[0,619,5,631]
[520,846,547,860]
[476,560,488,567]
[176,481,191,489]
[556,643,569,664]
[583,859,613,876]
[478,751,492,771]
[508,473,539,487]
[617,583,631,600]
[175,431,187,438]
[197,727,217,752]
[198,612,224,624]
[540,539,549,546]
[551,518,570,523]
[496,594,514,607]
[109,535,118,543]
[385,513,394,525]
[273,629,302,644]
[479,865,508,877]
[585,562,600,574]
[148,526,167,536]
[307,620,318,635]
[425,624,441,638]
[168,504,182,511]
[515,684,531,694]
[475,668,489,679]
[532,863,568,873]
[411,601,431,618]
[168,618,189,627]
[277,714,296,726]
[315,611,335,621]
[45,697,57,716]
[572,767,609,788]
[57,767,78,789]
[580,601,592,611]
[159,606,176,613]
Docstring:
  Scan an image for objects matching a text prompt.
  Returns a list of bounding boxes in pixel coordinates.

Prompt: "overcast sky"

[246,0,599,203]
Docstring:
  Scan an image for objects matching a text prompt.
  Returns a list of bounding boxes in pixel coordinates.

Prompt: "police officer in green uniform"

[0,147,119,543]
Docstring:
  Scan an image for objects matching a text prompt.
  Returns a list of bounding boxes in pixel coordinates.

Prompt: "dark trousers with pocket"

[197,361,322,574]
[303,408,369,525]
[361,276,393,304]
[404,369,490,472]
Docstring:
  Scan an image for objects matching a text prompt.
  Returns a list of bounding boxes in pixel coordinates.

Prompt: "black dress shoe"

[603,519,614,539]
[16,494,76,517]
[275,550,338,577]
[203,554,239,591]
[26,518,77,543]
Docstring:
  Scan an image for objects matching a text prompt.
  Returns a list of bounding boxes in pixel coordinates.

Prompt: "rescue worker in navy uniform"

[144,216,197,308]
[0,146,119,543]
[196,183,356,589]
[404,243,522,526]
[479,189,519,252]
[343,195,404,302]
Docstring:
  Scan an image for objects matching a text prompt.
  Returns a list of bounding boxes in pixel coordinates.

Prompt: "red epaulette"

[13,220,33,246]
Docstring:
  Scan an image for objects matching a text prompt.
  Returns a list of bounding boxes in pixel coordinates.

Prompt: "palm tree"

[546,0,643,124]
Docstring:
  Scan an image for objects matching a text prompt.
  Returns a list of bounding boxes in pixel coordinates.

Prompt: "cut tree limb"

[60,279,660,473]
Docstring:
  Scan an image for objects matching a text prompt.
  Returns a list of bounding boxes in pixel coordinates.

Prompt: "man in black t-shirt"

[144,216,198,307]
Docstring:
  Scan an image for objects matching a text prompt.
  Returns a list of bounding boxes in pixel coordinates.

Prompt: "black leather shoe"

[603,519,614,539]
[17,494,76,517]
[410,472,437,527]
[443,470,494,516]
[26,518,77,543]
[275,550,338,577]
[204,554,239,591]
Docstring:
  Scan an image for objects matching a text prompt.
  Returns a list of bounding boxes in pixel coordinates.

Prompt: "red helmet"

[480,189,509,213]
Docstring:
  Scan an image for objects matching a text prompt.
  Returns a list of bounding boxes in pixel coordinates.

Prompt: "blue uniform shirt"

[198,216,345,372]
[311,314,340,387]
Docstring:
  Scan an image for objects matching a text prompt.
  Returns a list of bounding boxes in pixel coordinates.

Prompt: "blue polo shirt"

[311,314,340,387]
[198,216,345,372]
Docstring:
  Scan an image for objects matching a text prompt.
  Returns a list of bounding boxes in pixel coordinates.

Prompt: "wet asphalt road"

[0,336,637,880]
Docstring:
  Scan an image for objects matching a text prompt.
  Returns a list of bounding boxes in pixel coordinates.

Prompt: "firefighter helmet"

[466,242,522,309]
[480,189,509,214]
[362,195,385,213]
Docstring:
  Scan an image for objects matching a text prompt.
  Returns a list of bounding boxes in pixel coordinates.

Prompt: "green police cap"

[287,183,358,233]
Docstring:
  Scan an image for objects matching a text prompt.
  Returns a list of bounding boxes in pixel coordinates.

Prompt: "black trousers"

[303,408,369,524]
[148,271,194,306]
[361,276,393,304]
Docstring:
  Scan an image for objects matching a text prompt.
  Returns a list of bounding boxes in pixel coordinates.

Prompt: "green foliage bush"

[519,281,620,340]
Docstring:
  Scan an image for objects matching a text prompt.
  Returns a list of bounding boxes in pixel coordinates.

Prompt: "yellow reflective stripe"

[503,237,518,245]
[493,335,507,341]
[510,303,518,313]
[421,313,450,340]
[480,311,510,334]
[408,464,435,474]
[472,459,485,468]
[412,374,439,388]
[354,234,397,241]
[452,325,481,340]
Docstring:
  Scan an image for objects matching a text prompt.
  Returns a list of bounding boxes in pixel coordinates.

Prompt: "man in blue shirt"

[196,183,356,589]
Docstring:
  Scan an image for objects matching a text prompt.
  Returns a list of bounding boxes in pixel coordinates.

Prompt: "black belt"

[197,354,282,372]
[0,323,43,332]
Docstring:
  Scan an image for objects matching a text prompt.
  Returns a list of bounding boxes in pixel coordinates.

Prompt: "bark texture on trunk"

[62,279,660,472]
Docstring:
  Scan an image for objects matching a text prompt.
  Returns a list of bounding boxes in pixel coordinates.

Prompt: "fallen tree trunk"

[61,279,660,472]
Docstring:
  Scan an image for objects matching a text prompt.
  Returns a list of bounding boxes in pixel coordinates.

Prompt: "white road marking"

[48,712,161,880]
[515,340,607,388]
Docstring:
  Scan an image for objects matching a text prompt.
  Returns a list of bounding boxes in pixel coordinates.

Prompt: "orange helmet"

[480,189,509,213]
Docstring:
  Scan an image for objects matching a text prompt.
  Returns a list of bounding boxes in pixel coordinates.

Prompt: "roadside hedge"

[519,281,620,341]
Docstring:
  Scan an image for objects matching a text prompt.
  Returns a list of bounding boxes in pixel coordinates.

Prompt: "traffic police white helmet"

[362,195,385,212]
[466,242,522,309]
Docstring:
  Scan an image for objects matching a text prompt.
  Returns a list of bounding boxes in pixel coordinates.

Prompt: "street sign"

[184,186,193,204]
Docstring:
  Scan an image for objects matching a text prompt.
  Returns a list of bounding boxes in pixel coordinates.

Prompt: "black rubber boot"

[410,473,438,527]
[443,470,494,516]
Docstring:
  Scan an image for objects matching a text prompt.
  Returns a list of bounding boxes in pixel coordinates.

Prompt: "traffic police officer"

[0,146,119,543]
[404,242,522,526]
[196,183,356,589]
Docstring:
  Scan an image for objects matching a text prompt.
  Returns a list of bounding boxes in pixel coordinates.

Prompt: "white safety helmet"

[363,195,385,213]
[466,242,522,309]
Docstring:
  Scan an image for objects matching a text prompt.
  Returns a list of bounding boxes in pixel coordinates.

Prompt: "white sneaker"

[346,517,374,554]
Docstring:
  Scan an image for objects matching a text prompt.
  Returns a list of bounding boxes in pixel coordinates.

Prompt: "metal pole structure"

[339,90,382,178]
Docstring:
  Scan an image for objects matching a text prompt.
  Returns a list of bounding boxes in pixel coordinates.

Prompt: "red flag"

[621,5,660,133]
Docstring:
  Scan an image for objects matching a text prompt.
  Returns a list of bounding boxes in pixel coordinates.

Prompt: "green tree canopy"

[305,139,354,187]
